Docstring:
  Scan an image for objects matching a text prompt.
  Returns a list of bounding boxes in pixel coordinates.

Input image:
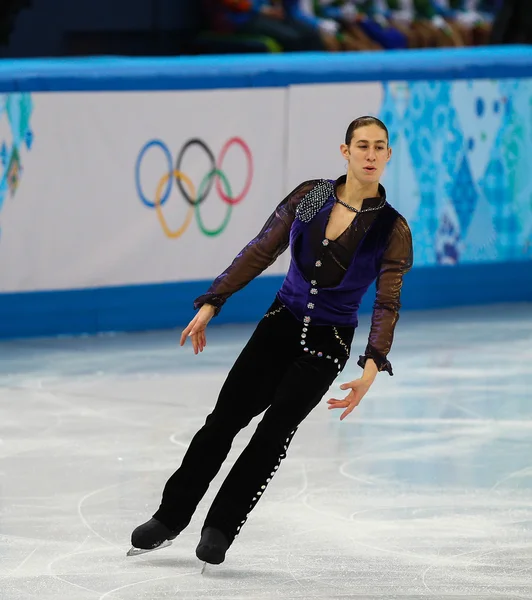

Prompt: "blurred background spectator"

[0,0,529,58]
[200,0,326,52]
[491,0,532,44]
[0,0,30,46]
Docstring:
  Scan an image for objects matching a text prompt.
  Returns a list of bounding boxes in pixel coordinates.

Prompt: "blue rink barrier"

[0,46,532,92]
[1,47,532,339]
[1,262,531,339]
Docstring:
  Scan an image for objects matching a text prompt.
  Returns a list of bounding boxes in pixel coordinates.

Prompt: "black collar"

[334,175,386,210]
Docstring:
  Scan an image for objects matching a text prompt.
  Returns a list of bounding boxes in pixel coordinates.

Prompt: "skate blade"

[126,540,173,557]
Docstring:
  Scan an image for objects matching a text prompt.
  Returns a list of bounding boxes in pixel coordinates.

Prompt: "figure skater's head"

[341,116,391,185]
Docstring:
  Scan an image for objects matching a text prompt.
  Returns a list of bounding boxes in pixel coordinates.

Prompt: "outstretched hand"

[327,378,372,421]
[180,304,216,355]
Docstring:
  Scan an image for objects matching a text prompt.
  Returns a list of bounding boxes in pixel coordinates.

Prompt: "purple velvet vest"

[277,184,399,328]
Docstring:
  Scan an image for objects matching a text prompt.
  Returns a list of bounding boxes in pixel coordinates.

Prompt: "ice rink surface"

[1,303,531,600]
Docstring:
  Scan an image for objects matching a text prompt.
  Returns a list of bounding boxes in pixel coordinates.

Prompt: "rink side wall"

[0,47,532,338]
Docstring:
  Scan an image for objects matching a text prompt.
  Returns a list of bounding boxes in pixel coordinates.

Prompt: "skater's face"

[341,124,391,185]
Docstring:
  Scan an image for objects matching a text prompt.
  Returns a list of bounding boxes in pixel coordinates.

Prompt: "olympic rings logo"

[135,137,253,238]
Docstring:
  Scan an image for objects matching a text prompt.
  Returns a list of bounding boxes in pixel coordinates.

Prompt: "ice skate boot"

[195,527,229,565]
[127,517,179,556]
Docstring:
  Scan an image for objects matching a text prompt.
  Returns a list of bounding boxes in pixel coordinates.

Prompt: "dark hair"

[345,116,389,146]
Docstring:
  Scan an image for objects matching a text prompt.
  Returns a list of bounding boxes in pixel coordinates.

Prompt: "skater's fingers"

[191,329,205,353]
[180,317,198,346]
[340,379,366,391]
[191,332,200,355]
[191,330,207,355]
[189,322,206,337]
[180,326,191,347]
[327,399,349,409]
[327,396,351,405]
[340,404,356,421]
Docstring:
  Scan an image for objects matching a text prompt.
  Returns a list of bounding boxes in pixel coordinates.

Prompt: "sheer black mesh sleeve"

[357,215,413,376]
[194,180,322,315]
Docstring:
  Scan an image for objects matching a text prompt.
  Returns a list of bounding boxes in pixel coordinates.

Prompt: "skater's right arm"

[193,179,321,315]
[180,180,320,355]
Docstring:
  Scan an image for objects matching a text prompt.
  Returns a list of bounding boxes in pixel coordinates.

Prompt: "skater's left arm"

[358,215,413,377]
[327,216,413,420]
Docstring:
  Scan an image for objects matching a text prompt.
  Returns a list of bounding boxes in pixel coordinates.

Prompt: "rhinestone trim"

[336,196,387,214]
[236,429,298,539]
[310,288,318,295]
[299,323,344,371]
[295,180,335,223]
[264,305,284,318]
[333,327,350,357]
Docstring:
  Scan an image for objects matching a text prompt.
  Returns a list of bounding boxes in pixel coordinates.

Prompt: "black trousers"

[237,15,325,52]
[153,298,354,546]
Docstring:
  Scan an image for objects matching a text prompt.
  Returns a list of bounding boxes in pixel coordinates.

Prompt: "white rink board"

[0,89,287,292]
